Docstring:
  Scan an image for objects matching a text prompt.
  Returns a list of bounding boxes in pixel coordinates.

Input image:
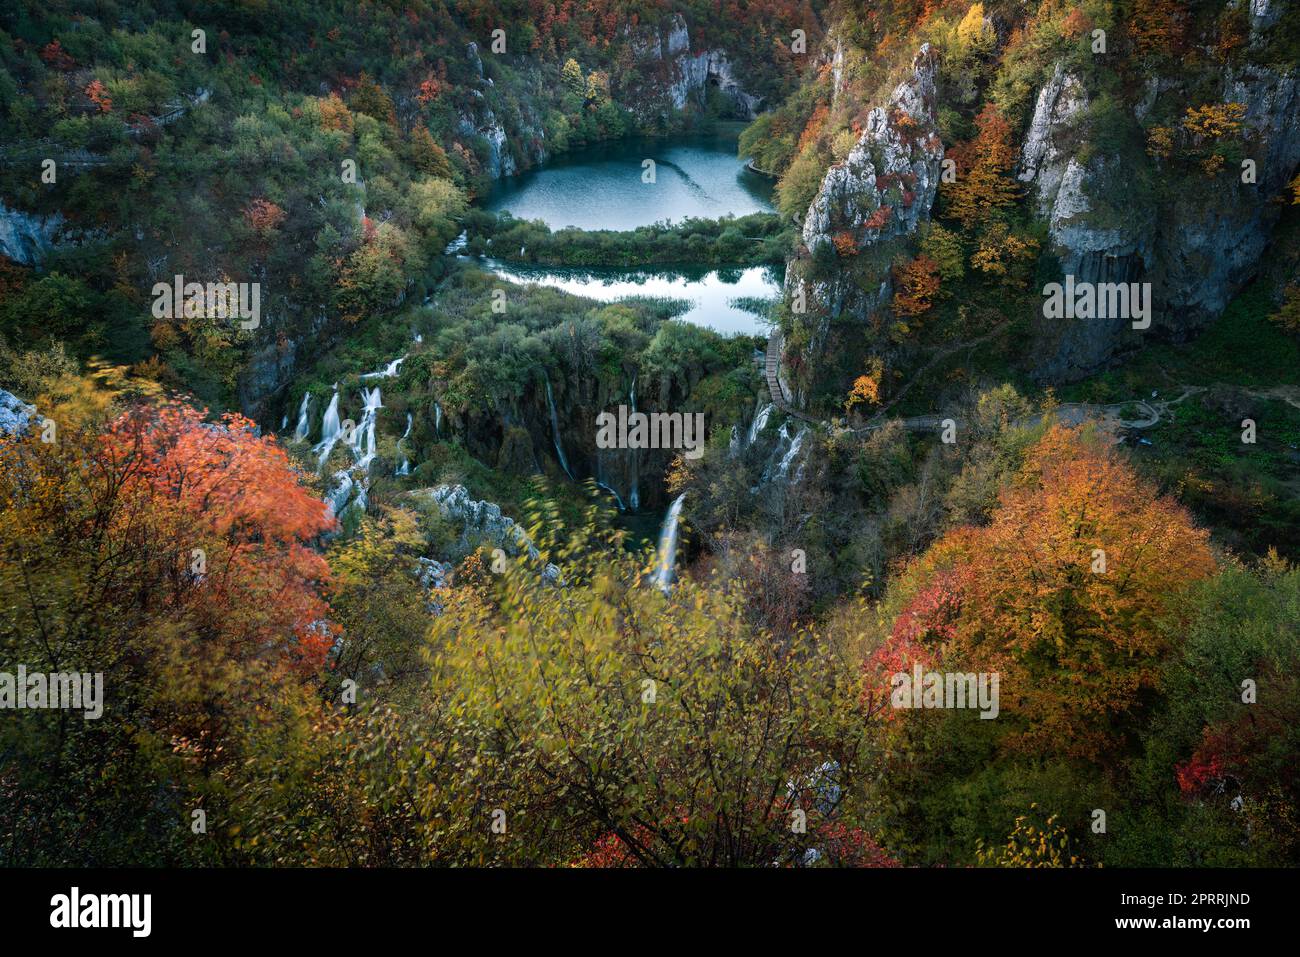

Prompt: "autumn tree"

[845,356,885,412]
[409,125,455,179]
[877,424,1216,761]
[1270,285,1300,336]
[892,254,942,322]
[317,91,354,132]
[0,392,337,863]
[243,197,287,235]
[350,72,397,126]
[956,3,995,56]
[413,517,886,866]
[561,57,585,95]
[326,505,430,689]
[942,104,1019,230]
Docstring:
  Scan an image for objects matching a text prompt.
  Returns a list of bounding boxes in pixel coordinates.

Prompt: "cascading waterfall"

[293,391,312,442]
[747,402,773,446]
[628,374,640,511]
[434,402,442,435]
[313,388,342,472]
[775,425,805,479]
[751,422,809,492]
[652,493,686,592]
[351,386,382,474]
[395,412,413,476]
[443,230,468,255]
[361,355,406,380]
[318,386,385,518]
[544,376,574,480]
[325,470,353,518]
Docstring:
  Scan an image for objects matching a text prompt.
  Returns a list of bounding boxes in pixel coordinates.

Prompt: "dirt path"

[761,332,1237,439]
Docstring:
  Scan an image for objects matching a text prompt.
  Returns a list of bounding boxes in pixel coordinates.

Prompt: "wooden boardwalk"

[764,332,818,424]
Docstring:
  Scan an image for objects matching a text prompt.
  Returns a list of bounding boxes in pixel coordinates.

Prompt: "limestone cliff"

[785,44,945,404]
[1022,43,1300,379]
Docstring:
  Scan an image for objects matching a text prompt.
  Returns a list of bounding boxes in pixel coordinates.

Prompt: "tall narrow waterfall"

[544,377,574,480]
[313,388,342,472]
[293,391,312,442]
[652,493,686,592]
[395,412,413,476]
[352,386,382,471]
[747,402,773,445]
[628,374,640,511]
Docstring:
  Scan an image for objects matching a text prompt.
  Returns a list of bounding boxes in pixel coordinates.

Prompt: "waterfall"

[317,385,385,515]
[280,414,288,431]
[444,230,468,255]
[293,391,312,442]
[352,387,382,450]
[775,426,805,479]
[747,402,773,446]
[596,481,626,511]
[628,374,640,510]
[313,388,342,472]
[350,386,382,474]
[324,470,353,518]
[652,494,686,592]
[321,388,340,439]
[395,412,413,476]
[544,377,574,480]
[361,355,406,380]
[434,402,442,435]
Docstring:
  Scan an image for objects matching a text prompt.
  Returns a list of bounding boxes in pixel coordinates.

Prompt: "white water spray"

[652,493,686,592]
[545,377,574,480]
[293,391,312,442]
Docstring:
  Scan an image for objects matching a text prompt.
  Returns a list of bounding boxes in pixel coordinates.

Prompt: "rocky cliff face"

[1022,26,1300,380]
[0,202,67,266]
[624,14,764,121]
[785,44,944,402]
[457,42,548,179]
[801,45,944,251]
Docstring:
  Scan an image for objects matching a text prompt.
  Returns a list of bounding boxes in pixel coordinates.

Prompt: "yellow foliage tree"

[956,3,996,55]
[845,357,885,412]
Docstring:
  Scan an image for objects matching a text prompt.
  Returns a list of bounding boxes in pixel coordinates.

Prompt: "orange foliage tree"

[84,79,113,113]
[243,198,287,235]
[892,253,941,319]
[876,425,1216,760]
[942,104,1019,230]
[2,398,337,675]
[845,356,885,412]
